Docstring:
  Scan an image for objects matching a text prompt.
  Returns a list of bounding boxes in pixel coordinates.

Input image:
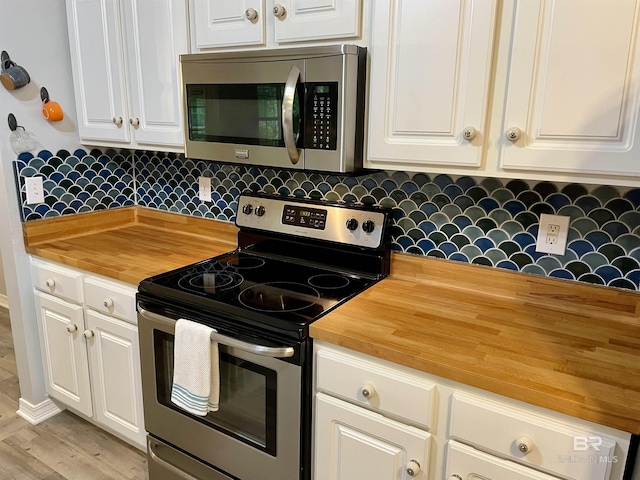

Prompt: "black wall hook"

[40,86,49,103]
[8,113,19,131]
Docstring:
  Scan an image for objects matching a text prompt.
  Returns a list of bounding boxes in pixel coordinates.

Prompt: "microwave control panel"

[305,82,338,151]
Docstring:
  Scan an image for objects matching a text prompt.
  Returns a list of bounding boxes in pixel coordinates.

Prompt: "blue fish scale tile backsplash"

[13,149,640,291]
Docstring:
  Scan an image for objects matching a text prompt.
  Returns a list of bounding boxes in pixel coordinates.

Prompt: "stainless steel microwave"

[180,45,366,173]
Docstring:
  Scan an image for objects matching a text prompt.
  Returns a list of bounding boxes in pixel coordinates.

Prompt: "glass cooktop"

[138,250,375,333]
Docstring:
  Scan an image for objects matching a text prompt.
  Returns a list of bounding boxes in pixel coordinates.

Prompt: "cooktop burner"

[139,250,376,331]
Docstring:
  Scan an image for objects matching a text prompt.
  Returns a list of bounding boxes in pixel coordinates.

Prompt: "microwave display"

[186,83,302,147]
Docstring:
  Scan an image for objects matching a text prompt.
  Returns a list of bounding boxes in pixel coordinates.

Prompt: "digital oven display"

[282,205,327,230]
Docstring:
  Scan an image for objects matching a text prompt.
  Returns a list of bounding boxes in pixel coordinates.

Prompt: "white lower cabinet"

[85,309,145,448]
[31,257,144,450]
[315,393,431,480]
[313,342,633,480]
[34,291,93,417]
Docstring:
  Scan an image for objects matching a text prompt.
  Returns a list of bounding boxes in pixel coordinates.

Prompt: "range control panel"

[236,194,388,249]
[282,205,327,230]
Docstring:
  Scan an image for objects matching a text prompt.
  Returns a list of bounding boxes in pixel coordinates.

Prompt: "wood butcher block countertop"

[23,207,640,434]
[23,207,238,284]
[311,254,640,434]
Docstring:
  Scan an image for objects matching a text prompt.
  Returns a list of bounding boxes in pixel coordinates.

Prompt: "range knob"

[255,205,266,217]
[346,218,359,231]
[362,220,375,233]
[242,204,253,215]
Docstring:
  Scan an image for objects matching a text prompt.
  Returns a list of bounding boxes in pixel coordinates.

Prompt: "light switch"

[25,177,45,204]
[198,176,211,202]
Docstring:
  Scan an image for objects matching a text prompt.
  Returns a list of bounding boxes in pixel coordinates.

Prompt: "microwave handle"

[138,303,295,358]
[282,65,301,165]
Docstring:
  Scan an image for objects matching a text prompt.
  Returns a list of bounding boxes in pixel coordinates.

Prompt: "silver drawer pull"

[45,278,55,288]
[103,298,114,308]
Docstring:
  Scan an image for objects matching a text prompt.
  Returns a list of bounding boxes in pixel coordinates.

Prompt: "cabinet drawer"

[449,393,618,480]
[31,258,83,303]
[446,440,561,480]
[316,348,436,429]
[84,277,137,324]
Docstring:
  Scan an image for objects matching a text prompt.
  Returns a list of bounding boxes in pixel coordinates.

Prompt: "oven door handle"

[138,304,295,358]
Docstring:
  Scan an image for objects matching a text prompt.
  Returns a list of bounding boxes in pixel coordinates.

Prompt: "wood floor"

[0,306,148,480]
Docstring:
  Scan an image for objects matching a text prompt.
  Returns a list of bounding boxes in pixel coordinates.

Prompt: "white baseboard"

[17,397,64,425]
[0,294,8,309]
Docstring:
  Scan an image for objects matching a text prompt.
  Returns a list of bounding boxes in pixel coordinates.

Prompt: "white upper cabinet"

[192,0,362,50]
[498,0,640,177]
[192,0,265,49]
[367,0,498,168]
[273,0,362,43]
[66,0,189,150]
[367,0,640,186]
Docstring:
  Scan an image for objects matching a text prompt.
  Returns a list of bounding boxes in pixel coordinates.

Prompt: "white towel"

[171,319,220,416]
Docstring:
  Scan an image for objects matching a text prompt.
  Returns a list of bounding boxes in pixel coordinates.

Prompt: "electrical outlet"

[536,214,570,255]
[25,177,45,204]
[198,176,211,202]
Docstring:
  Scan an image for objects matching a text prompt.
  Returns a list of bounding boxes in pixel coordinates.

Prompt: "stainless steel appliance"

[137,193,391,480]
[180,45,367,173]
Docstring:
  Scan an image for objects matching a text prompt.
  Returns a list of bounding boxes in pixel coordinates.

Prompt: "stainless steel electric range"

[137,192,391,480]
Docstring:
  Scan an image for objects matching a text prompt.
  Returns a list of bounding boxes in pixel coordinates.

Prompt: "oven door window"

[154,331,277,455]
[186,83,302,147]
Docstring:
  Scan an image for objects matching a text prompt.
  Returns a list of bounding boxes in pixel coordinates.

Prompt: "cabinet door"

[367,0,497,168]
[85,309,145,449]
[193,0,265,48]
[273,0,362,43]
[314,393,430,480]
[34,291,92,417]
[500,0,640,176]
[66,0,129,143]
[446,440,562,480]
[121,0,189,148]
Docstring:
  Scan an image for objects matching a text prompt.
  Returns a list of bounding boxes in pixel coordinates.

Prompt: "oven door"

[138,301,304,480]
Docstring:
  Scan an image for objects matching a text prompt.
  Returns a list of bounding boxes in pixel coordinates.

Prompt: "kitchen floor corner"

[0,306,148,480]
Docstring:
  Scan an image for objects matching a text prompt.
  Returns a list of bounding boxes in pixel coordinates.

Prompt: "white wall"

[0,0,80,411]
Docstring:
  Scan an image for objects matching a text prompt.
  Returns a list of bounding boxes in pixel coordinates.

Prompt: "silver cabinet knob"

[245,8,258,20]
[103,298,114,309]
[112,116,123,126]
[361,384,376,399]
[462,126,477,141]
[129,117,140,127]
[505,126,522,142]
[273,4,286,17]
[83,330,94,339]
[45,278,55,288]
[516,436,534,454]
[66,323,77,333]
[406,460,421,477]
